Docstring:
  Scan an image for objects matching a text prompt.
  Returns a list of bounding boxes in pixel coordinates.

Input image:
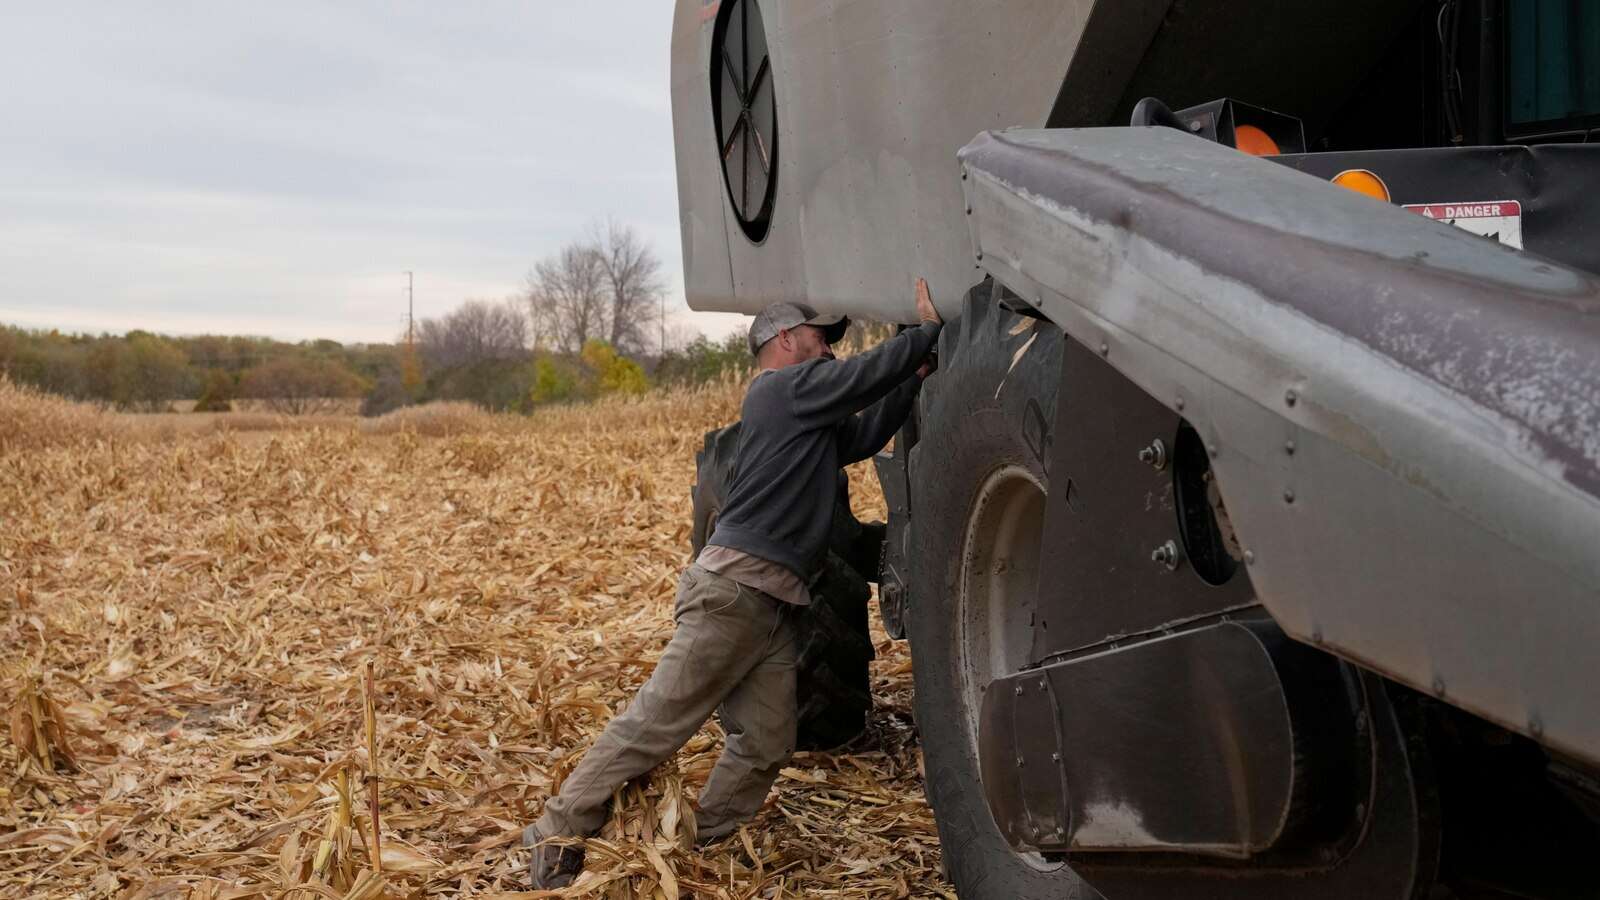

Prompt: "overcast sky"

[0,2,748,344]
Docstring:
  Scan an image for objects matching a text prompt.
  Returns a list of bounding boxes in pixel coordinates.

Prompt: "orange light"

[1331,168,1392,203]
[1233,124,1281,156]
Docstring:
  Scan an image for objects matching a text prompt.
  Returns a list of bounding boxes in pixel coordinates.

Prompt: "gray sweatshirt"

[707,321,941,580]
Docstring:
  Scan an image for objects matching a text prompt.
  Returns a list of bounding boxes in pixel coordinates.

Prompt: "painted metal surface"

[670,0,1419,324]
[670,0,1092,324]
[958,126,1600,768]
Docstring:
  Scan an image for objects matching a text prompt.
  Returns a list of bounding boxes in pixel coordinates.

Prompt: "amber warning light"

[1332,169,1393,202]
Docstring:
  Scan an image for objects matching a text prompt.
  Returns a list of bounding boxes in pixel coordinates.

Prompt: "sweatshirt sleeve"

[838,376,920,464]
[788,320,940,426]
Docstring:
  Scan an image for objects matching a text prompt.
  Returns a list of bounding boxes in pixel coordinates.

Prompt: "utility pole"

[401,271,421,396]
[405,271,415,347]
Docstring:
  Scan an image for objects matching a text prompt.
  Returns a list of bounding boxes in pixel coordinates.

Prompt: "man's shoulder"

[740,369,786,413]
[747,363,811,396]
[743,359,837,409]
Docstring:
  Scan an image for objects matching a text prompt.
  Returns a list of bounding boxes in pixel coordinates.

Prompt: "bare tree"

[591,220,666,356]
[239,357,366,415]
[417,298,529,371]
[526,242,609,354]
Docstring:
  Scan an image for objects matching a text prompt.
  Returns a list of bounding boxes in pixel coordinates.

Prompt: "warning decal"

[1402,200,1523,249]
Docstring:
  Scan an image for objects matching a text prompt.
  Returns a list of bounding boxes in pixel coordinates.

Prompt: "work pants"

[535,564,799,842]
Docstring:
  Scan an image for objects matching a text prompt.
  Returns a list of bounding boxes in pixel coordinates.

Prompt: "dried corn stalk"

[0,380,943,897]
[7,676,76,776]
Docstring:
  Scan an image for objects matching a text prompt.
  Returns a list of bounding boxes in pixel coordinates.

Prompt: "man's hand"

[915,277,942,325]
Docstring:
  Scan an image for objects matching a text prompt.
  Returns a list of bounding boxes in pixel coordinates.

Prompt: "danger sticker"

[1402,200,1523,249]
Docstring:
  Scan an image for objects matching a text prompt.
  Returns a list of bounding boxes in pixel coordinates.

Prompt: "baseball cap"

[748,302,850,355]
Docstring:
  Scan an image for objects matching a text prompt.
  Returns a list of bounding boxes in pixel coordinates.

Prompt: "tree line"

[0,223,756,415]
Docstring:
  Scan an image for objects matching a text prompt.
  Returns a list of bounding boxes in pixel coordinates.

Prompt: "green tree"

[530,356,581,405]
[125,334,193,410]
[654,332,750,385]
[84,340,132,407]
[193,368,236,412]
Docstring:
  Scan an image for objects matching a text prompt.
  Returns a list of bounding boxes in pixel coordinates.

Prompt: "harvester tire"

[690,423,878,752]
[905,286,1091,898]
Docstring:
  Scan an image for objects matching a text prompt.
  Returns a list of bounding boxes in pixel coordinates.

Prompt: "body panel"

[672,0,1093,322]
[671,0,1421,323]
[959,126,1600,766]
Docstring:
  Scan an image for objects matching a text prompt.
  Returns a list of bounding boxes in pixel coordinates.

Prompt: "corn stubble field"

[0,379,953,899]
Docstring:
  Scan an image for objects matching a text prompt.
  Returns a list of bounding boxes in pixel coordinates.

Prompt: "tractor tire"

[690,423,877,752]
[905,285,1093,898]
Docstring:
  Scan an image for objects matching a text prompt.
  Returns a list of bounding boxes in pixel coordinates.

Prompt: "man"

[524,280,943,888]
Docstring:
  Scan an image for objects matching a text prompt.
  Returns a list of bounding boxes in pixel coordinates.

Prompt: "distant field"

[0,379,947,897]
[166,398,365,415]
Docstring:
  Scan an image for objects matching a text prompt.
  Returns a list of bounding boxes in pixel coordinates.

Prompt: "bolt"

[1244,549,1255,565]
[1189,119,1203,132]
[1529,714,1545,739]
[961,167,968,180]
[1207,442,1218,457]
[965,205,971,215]
[1151,540,1181,571]
[1038,679,1048,692]
[1175,397,1186,411]
[1017,757,1026,768]
[1014,684,1024,696]
[976,251,984,261]
[1311,625,1323,644]
[1285,389,1298,408]
[1098,342,1109,356]
[1355,710,1368,733]
[1137,439,1167,470]
[1051,752,1061,762]
[1283,489,1295,504]
[1355,803,1366,820]
[1432,674,1447,697]
[1285,439,1296,456]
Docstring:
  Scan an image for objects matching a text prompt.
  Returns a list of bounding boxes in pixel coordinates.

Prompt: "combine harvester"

[672,1,1600,896]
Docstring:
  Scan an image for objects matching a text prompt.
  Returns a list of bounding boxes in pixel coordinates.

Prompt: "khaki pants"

[536,564,798,842]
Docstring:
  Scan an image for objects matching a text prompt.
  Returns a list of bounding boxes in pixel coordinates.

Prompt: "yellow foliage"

[581,339,650,396]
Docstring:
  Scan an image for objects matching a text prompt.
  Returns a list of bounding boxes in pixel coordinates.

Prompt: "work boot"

[522,823,585,889]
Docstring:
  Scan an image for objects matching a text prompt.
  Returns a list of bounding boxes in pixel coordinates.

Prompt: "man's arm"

[788,321,939,426]
[789,277,944,427]
[837,376,920,464]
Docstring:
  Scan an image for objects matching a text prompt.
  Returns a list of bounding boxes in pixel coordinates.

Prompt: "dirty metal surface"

[1032,335,1258,658]
[959,126,1600,768]
[1074,673,1437,900]
[981,621,1300,856]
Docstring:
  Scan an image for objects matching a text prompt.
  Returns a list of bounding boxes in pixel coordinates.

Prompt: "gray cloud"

[0,2,747,343]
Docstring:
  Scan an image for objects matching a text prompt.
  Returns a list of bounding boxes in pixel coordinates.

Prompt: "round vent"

[710,0,777,243]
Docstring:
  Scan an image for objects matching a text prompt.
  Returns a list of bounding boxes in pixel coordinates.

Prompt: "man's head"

[748,302,849,369]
